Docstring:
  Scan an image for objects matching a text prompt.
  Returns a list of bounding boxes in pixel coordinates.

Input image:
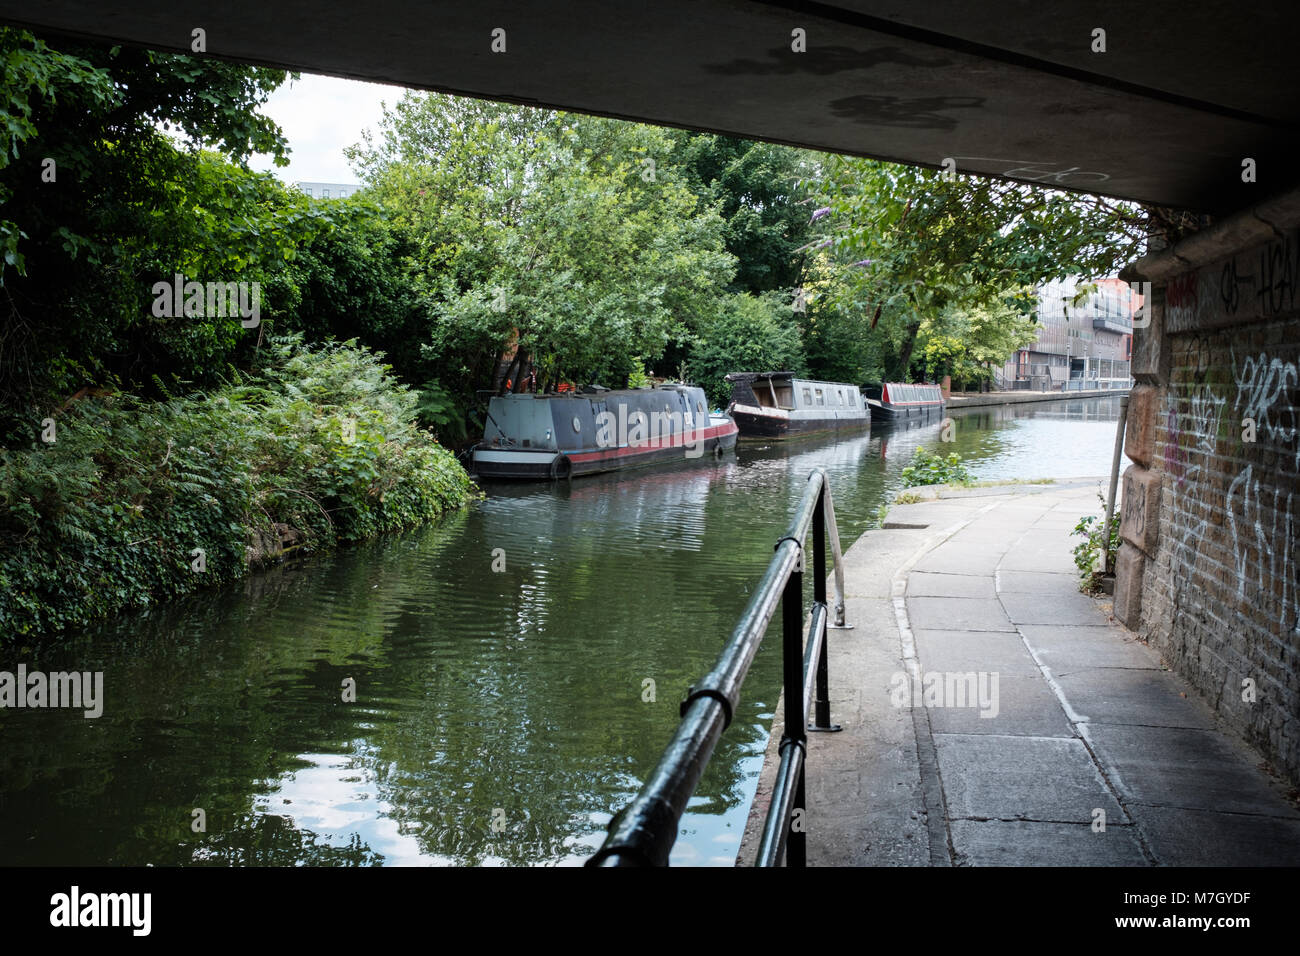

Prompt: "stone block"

[1119,464,1161,553]
[1130,285,1170,384]
[1124,384,1160,467]
[1113,542,1145,629]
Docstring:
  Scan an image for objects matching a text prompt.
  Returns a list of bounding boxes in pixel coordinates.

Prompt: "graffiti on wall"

[1163,346,1299,632]
[1226,464,1296,629]
[1165,230,1300,334]
[1234,350,1300,468]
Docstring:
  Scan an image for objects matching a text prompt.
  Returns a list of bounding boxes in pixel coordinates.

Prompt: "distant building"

[295,181,361,199]
[999,277,1138,391]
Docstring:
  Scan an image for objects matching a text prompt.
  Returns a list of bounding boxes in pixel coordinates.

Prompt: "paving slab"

[996,570,1080,594]
[907,572,997,599]
[1019,624,1165,672]
[913,629,1042,676]
[925,675,1074,737]
[935,733,1123,823]
[1087,724,1300,818]
[1056,668,1217,729]
[906,596,1017,632]
[997,547,1079,574]
[1125,804,1300,866]
[1000,589,1110,626]
[950,819,1149,866]
[913,548,1010,574]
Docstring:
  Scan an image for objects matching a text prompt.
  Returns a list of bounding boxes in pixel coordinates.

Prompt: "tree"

[689,292,805,406]
[808,157,1149,381]
[667,132,821,296]
[919,295,1039,388]
[347,93,736,398]
[0,28,298,435]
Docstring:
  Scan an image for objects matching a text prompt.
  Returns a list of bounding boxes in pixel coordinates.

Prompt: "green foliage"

[920,295,1040,388]
[626,364,653,389]
[900,448,974,488]
[413,378,470,443]
[689,292,805,407]
[805,157,1149,382]
[1071,493,1122,593]
[0,28,297,432]
[348,93,736,396]
[667,132,820,296]
[0,340,479,637]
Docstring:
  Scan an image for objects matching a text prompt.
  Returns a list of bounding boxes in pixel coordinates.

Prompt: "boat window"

[849,391,857,407]
[836,390,843,406]
[802,387,812,405]
[815,388,824,406]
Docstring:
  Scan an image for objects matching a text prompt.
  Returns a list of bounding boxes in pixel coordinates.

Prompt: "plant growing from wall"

[1071,492,1122,593]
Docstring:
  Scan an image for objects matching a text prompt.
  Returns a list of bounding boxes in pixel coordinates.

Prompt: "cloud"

[249,72,403,185]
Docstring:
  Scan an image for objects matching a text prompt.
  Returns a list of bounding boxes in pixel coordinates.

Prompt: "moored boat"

[725,371,869,439]
[864,382,946,421]
[470,384,738,479]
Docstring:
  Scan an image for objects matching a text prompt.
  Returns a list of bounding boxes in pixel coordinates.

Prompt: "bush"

[900,448,973,487]
[688,292,805,407]
[0,338,480,638]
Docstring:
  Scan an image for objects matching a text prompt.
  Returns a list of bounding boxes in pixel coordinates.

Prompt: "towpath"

[738,480,1300,865]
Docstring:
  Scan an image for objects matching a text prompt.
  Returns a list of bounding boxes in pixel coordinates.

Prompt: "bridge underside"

[1,1,1297,212]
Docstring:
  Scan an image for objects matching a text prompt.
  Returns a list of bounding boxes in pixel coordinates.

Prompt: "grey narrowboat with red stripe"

[863,382,946,422]
[725,371,870,439]
[470,384,738,479]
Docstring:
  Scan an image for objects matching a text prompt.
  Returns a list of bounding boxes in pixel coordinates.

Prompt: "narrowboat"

[863,382,946,421]
[724,371,869,439]
[470,384,738,479]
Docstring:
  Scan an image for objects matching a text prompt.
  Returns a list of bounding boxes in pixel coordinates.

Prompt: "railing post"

[820,470,852,630]
[809,483,841,734]
[780,544,806,867]
[1102,394,1130,575]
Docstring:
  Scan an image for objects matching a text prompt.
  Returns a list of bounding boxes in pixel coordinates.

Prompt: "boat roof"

[492,383,699,399]
[726,371,863,390]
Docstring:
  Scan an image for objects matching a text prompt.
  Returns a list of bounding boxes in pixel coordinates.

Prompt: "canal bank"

[737,480,1300,866]
[948,388,1128,409]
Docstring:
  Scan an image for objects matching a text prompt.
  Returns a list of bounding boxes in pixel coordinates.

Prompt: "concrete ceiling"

[2,1,1296,212]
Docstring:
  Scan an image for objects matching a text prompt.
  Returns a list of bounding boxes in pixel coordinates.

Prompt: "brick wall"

[1122,216,1300,785]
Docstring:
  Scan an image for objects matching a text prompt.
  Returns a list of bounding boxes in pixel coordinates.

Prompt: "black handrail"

[587,468,847,867]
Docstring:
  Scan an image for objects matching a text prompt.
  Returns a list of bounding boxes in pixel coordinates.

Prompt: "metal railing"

[587,468,849,867]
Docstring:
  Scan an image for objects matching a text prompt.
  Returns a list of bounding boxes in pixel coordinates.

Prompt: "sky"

[249,72,408,186]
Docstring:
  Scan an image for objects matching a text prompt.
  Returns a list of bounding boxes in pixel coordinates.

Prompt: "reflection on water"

[0,397,1124,866]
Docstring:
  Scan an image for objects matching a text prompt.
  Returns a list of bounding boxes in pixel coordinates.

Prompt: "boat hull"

[867,401,945,422]
[472,410,738,480]
[729,405,870,440]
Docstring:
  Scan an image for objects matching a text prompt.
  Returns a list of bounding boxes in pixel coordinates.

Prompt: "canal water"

[0,397,1123,866]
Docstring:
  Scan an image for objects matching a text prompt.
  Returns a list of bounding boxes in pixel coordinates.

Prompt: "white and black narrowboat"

[724,371,869,439]
[863,382,946,422]
[470,384,738,479]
